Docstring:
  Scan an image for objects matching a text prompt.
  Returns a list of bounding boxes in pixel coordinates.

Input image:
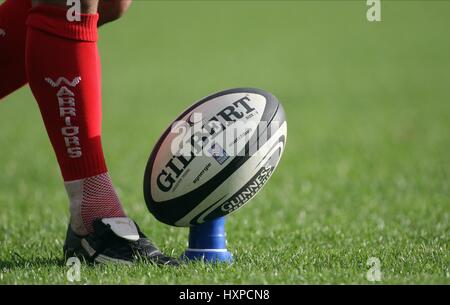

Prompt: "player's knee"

[32,0,99,14]
[98,0,132,25]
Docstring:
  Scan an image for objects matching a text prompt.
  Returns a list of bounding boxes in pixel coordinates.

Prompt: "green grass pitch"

[0,1,449,284]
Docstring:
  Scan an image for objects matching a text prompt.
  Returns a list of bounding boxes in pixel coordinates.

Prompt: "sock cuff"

[60,150,108,182]
[26,4,98,42]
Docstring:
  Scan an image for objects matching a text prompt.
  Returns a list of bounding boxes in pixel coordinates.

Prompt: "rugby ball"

[143,88,287,227]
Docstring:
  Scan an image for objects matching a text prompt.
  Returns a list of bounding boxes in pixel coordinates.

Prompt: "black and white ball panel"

[144,88,287,227]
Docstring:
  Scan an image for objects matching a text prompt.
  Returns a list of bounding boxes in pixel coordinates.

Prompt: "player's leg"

[98,0,132,26]
[0,0,131,100]
[33,0,133,24]
[0,0,31,99]
[25,0,177,265]
[27,0,108,235]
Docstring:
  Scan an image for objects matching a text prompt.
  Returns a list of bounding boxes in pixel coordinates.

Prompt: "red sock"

[26,5,125,234]
[26,4,104,180]
[0,0,31,99]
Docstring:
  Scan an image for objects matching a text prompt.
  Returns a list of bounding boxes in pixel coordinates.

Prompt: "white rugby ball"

[144,88,287,226]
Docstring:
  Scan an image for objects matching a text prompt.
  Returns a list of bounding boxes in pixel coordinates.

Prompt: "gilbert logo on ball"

[143,88,287,227]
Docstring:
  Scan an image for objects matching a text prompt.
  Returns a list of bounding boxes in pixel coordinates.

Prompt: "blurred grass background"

[0,0,449,284]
